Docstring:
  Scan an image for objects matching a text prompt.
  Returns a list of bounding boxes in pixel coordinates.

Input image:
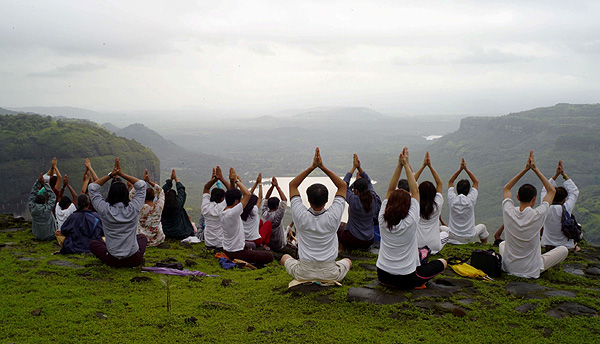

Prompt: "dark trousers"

[224,247,274,265]
[89,234,148,268]
[337,222,373,250]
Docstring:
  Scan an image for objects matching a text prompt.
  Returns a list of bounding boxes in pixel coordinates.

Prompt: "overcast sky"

[1,0,599,116]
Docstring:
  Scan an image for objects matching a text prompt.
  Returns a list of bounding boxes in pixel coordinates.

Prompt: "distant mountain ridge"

[425,103,600,243]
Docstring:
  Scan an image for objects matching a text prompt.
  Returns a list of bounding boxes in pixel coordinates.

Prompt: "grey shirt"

[89,180,146,259]
[29,181,57,241]
[261,199,287,250]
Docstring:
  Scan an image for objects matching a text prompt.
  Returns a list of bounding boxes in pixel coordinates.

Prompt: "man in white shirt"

[281,148,352,282]
[445,158,488,244]
[500,151,568,279]
[540,160,580,251]
[201,166,230,251]
[221,168,273,265]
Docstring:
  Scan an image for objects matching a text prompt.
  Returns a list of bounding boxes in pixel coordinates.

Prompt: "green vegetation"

[0,114,160,216]
[1,218,599,343]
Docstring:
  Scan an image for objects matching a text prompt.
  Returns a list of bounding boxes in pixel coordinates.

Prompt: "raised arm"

[234,173,251,208]
[529,151,555,204]
[462,159,479,190]
[273,177,287,202]
[386,153,404,199]
[317,148,346,198]
[52,157,62,191]
[228,167,237,190]
[215,166,230,190]
[30,174,45,204]
[81,171,91,194]
[402,147,419,201]
[289,148,319,199]
[250,173,261,194]
[414,152,428,181]
[503,153,531,200]
[448,158,464,189]
[427,153,443,194]
[204,168,218,194]
[85,158,99,181]
[63,174,78,200]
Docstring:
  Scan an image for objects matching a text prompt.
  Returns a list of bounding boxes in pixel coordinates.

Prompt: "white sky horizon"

[2,1,600,117]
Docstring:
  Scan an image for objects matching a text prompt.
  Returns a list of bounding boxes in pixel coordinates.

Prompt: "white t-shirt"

[417,192,444,253]
[447,187,478,241]
[242,205,261,241]
[502,198,549,278]
[540,179,578,249]
[221,203,245,252]
[201,193,226,248]
[376,198,421,275]
[55,203,77,230]
[291,195,345,263]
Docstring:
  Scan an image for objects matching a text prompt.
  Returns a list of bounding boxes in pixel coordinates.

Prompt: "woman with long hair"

[88,157,148,267]
[240,174,273,248]
[376,148,447,289]
[413,152,448,254]
[338,154,381,251]
[130,169,165,247]
[161,169,195,240]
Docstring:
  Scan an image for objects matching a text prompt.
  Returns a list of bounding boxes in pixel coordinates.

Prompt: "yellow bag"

[447,257,493,281]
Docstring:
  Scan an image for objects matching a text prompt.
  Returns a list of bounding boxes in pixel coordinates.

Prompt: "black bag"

[561,205,583,243]
[470,249,502,277]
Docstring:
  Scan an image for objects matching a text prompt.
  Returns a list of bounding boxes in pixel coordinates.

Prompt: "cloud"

[28,62,106,78]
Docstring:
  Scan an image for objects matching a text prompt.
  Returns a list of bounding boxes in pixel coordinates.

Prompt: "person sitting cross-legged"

[376,147,447,289]
[131,169,166,247]
[500,151,568,279]
[202,166,230,251]
[338,153,382,251]
[221,168,274,265]
[56,194,103,254]
[260,176,288,252]
[88,157,148,268]
[444,157,488,244]
[29,173,57,241]
[540,160,580,251]
[55,174,78,232]
[161,169,195,240]
[413,151,448,254]
[281,148,352,283]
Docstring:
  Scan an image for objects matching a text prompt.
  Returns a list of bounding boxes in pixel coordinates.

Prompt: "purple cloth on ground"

[142,267,219,277]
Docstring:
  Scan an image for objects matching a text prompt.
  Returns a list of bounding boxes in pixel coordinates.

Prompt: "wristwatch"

[108,171,114,178]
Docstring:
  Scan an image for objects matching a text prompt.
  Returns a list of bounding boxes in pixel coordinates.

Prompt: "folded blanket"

[142,267,219,277]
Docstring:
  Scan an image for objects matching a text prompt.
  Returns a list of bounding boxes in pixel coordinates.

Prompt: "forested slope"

[0,114,160,216]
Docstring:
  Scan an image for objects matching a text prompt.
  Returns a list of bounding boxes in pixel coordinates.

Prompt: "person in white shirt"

[377,147,447,289]
[55,174,78,230]
[221,168,273,265]
[202,166,230,251]
[413,152,448,254]
[281,148,352,282]
[540,160,580,251]
[444,158,488,244]
[500,151,568,279]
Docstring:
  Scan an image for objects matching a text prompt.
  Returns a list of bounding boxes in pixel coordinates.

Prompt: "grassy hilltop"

[1,216,599,343]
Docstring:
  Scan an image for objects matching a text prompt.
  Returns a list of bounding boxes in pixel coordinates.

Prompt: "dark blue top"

[161,180,195,239]
[344,171,382,241]
[60,210,103,254]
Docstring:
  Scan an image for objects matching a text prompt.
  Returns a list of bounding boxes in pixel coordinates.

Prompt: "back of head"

[210,188,226,203]
[34,194,46,205]
[383,189,411,230]
[418,181,436,220]
[49,175,58,189]
[553,186,567,205]
[456,179,471,196]
[306,183,328,209]
[517,183,537,204]
[225,188,242,207]
[106,179,130,206]
[397,179,409,192]
[58,196,72,210]
[354,177,373,213]
[267,197,280,210]
[76,194,90,211]
[145,188,155,202]
[163,189,178,218]
[241,194,258,221]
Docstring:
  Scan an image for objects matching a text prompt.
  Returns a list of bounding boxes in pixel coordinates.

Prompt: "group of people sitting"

[29,147,579,288]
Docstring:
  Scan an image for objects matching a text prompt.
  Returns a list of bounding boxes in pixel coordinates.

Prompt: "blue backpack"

[561,205,583,243]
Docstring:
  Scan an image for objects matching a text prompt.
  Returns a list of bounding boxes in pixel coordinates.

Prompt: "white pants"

[442,224,488,244]
[499,242,568,273]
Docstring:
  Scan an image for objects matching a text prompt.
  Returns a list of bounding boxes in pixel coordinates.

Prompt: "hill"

[0,114,160,217]
[424,103,600,244]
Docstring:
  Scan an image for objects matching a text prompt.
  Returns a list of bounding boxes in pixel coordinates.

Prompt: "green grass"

[1,222,599,343]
